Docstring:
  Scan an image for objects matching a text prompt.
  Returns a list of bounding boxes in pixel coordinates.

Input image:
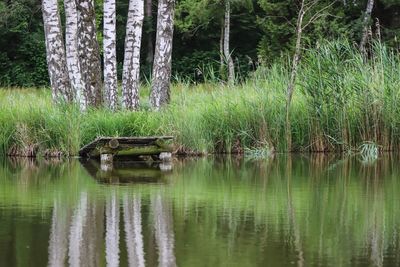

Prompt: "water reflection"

[152,194,176,267]
[48,198,69,267]
[80,159,172,184]
[106,192,120,267]
[46,191,176,267]
[68,192,88,267]
[123,194,145,267]
[1,155,400,266]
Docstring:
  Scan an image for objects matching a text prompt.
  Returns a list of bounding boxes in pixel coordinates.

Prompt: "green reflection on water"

[0,155,400,267]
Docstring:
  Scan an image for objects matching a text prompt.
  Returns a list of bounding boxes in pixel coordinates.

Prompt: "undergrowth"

[1,40,399,156]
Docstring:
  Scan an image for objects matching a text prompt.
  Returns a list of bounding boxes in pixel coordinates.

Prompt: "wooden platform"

[79,136,173,158]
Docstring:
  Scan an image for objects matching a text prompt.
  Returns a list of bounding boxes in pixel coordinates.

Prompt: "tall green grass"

[0,40,399,156]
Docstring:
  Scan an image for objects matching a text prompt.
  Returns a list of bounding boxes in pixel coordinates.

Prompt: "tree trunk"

[219,21,224,77]
[285,0,305,151]
[64,0,87,110]
[145,0,154,66]
[150,0,175,110]
[42,0,72,104]
[223,0,235,85]
[104,0,118,111]
[359,0,374,56]
[77,0,103,108]
[122,0,144,110]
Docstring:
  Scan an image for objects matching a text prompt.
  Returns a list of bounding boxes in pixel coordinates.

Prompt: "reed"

[0,40,399,156]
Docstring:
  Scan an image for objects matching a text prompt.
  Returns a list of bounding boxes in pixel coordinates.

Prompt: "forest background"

[1,0,399,87]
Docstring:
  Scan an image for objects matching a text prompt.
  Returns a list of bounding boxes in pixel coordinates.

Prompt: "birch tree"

[150,0,175,110]
[77,0,103,107]
[284,0,335,151]
[64,0,87,110]
[223,0,235,85]
[359,0,374,56]
[104,0,118,111]
[122,0,144,110]
[42,0,73,104]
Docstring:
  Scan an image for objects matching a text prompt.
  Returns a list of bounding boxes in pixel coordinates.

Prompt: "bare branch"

[263,15,295,28]
[302,0,338,30]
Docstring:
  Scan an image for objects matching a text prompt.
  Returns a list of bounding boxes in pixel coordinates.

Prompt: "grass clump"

[1,40,400,156]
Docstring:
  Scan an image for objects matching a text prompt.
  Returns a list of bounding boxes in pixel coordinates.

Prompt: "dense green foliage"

[0,0,399,86]
[0,41,399,154]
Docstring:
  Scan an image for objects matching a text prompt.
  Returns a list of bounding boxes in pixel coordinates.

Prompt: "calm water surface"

[0,155,399,267]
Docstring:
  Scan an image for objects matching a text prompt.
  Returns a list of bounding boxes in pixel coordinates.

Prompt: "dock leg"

[101,154,114,172]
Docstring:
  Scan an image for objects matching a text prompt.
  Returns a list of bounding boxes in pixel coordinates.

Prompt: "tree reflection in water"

[106,191,120,267]
[123,194,145,267]
[47,191,176,266]
[152,194,176,267]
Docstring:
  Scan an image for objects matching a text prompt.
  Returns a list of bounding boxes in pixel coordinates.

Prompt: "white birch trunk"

[104,0,119,111]
[77,0,103,107]
[150,0,175,110]
[359,0,374,56]
[152,194,176,267]
[220,21,224,76]
[285,0,305,151]
[42,0,72,104]
[64,0,87,111]
[105,192,120,267]
[122,0,144,110]
[223,0,235,85]
[123,195,145,267]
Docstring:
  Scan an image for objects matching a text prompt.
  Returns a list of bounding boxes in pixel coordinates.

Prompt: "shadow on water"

[0,154,400,266]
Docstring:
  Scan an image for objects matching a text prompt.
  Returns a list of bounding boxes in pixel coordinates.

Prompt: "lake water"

[0,155,399,267]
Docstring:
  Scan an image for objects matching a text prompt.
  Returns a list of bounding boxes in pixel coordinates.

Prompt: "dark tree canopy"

[0,0,399,87]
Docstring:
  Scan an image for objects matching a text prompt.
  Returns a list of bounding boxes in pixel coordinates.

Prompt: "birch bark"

[42,0,73,104]
[359,0,374,56]
[104,0,118,111]
[64,0,87,110]
[122,0,144,110]
[150,0,175,110]
[285,0,305,151]
[77,0,103,107]
[223,0,235,85]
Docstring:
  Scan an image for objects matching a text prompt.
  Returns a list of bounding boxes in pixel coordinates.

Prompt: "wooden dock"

[79,136,173,161]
